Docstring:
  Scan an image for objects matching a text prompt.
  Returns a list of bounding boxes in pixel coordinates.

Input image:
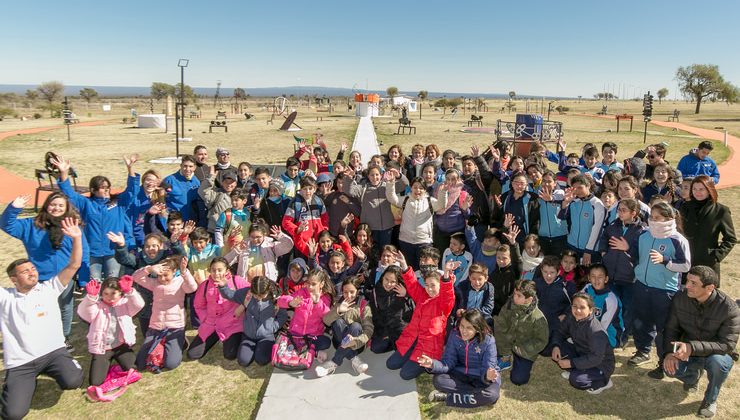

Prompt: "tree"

[417,90,428,101]
[25,89,38,101]
[79,88,98,106]
[657,88,669,104]
[386,86,399,102]
[233,88,246,99]
[175,83,196,105]
[150,82,175,101]
[508,91,516,100]
[37,81,65,117]
[676,64,737,114]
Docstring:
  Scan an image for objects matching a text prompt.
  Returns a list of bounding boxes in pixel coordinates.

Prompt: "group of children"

[2,136,700,409]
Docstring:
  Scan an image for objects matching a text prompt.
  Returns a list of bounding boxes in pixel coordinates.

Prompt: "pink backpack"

[86,365,142,402]
[271,332,316,370]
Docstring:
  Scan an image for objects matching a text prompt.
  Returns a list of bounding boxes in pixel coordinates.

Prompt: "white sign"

[102,104,111,112]
[408,101,418,112]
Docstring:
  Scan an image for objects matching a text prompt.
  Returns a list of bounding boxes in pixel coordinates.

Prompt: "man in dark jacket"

[663,266,739,419]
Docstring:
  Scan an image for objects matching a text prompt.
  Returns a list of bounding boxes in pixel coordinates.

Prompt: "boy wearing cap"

[199,165,239,234]
[316,172,335,201]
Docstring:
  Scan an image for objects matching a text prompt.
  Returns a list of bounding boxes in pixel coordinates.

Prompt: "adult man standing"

[193,144,210,182]
[633,143,682,182]
[663,266,739,418]
[164,155,201,222]
[0,217,84,420]
[213,147,238,189]
[677,141,720,184]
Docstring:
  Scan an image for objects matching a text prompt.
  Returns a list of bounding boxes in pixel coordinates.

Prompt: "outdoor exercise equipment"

[495,113,563,156]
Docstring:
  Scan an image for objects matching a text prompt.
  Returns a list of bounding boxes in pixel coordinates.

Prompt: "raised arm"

[57,217,83,287]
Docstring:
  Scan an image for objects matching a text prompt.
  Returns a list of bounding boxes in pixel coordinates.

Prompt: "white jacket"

[386,182,447,244]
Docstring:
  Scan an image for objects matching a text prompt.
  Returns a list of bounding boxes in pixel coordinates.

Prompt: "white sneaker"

[316,350,328,363]
[586,379,614,395]
[351,355,368,375]
[561,370,570,380]
[315,360,337,377]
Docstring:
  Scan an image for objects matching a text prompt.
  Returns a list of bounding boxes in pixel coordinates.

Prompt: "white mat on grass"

[256,349,421,420]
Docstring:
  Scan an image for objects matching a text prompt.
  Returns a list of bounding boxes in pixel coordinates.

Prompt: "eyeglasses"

[218,152,230,156]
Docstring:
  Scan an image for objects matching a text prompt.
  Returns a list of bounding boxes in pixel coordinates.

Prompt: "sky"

[3,0,739,98]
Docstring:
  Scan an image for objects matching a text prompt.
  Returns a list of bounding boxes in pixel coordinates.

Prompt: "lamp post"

[176,58,189,157]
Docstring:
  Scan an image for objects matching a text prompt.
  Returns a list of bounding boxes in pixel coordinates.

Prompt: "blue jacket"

[1,205,90,284]
[117,174,154,247]
[534,275,576,330]
[634,231,691,292]
[59,178,133,257]
[582,284,624,348]
[599,219,645,284]
[558,195,605,255]
[677,152,720,184]
[493,191,540,242]
[537,190,568,238]
[164,171,201,222]
[430,331,499,385]
[219,286,288,341]
[455,280,495,322]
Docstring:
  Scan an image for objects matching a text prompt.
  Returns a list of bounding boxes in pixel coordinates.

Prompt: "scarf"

[521,252,544,273]
[216,162,231,170]
[438,180,463,214]
[648,219,677,239]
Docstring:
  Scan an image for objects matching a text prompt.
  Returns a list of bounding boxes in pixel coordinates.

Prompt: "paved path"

[0,120,116,203]
[256,116,421,420]
[649,120,740,189]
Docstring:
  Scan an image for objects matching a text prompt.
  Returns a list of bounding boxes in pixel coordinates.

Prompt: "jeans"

[611,282,635,345]
[238,338,275,367]
[135,328,187,371]
[370,335,394,354]
[666,354,734,404]
[89,255,121,280]
[386,339,425,380]
[57,279,75,338]
[632,282,675,362]
[330,319,364,365]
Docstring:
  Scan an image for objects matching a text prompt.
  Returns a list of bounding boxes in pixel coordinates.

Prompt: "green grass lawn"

[0,100,738,419]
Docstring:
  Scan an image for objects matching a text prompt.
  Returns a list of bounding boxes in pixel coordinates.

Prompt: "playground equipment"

[495,114,563,156]
[272,96,302,131]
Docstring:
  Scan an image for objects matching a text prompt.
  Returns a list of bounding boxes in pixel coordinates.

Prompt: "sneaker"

[427,390,447,402]
[497,356,512,371]
[65,339,75,353]
[683,370,703,393]
[561,370,570,380]
[586,379,614,395]
[351,356,368,375]
[315,361,337,377]
[316,350,328,363]
[697,400,717,418]
[647,364,665,380]
[628,351,651,366]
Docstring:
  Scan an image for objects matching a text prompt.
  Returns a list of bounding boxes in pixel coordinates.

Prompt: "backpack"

[271,332,316,371]
[85,365,142,402]
[402,195,434,217]
[145,329,169,373]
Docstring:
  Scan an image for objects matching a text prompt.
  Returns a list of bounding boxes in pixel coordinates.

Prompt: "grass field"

[0,99,737,419]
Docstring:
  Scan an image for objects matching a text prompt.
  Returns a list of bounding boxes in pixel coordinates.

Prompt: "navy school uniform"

[534,274,576,354]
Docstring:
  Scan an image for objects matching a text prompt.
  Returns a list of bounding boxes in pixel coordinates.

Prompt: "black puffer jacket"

[553,313,615,378]
[366,284,411,343]
[663,289,740,360]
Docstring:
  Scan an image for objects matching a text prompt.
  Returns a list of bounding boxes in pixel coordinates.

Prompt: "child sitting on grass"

[386,252,458,380]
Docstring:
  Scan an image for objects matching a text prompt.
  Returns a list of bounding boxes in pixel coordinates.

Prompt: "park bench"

[468,115,483,127]
[215,111,227,119]
[597,105,608,115]
[209,120,228,133]
[668,109,680,122]
[397,117,416,135]
[34,168,88,212]
[190,111,201,118]
[244,113,255,120]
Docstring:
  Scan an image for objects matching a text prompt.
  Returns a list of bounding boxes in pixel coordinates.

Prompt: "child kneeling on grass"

[551,292,615,394]
[218,276,289,367]
[316,276,374,376]
[494,279,549,385]
[420,310,500,408]
[133,256,197,372]
[386,252,457,380]
[77,276,144,386]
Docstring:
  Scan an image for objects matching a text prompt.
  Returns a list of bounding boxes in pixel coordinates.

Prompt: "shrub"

[33,113,43,119]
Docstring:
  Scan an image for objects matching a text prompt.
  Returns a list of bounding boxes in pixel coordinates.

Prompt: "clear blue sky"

[3,0,739,97]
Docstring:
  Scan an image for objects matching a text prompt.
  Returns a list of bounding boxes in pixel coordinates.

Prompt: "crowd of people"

[1,136,738,419]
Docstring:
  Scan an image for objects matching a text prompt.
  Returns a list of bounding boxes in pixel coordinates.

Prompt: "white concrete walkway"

[352,116,381,161]
[256,117,421,420]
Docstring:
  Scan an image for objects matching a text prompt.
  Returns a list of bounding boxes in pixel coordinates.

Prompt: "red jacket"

[395,268,455,360]
[281,195,329,253]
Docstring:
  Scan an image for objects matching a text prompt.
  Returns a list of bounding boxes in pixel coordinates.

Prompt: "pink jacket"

[224,233,294,281]
[194,275,250,341]
[277,288,332,337]
[77,291,145,355]
[133,268,198,330]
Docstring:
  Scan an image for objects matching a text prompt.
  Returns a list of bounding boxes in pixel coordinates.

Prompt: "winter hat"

[268,178,285,195]
[623,157,646,181]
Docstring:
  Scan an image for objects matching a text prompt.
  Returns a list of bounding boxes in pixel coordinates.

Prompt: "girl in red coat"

[386,251,459,380]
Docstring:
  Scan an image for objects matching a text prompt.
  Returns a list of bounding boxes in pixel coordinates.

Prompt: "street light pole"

[176,59,189,157]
